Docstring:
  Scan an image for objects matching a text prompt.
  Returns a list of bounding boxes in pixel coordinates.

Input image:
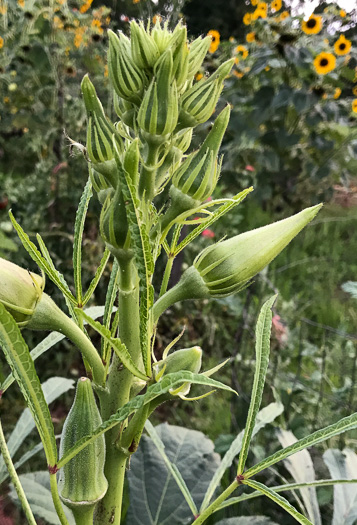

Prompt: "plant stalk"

[50,473,70,525]
[0,418,37,525]
[139,144,160,202]
[72,506,95,525]
[194,479,239,525]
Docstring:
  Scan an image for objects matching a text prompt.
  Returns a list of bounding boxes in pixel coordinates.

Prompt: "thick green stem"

[95,258,142,525]
[50,473,70,525]
[139,144,160,202]
[0,418,37,525]
[194,479,239,525]
[72,506,95,525]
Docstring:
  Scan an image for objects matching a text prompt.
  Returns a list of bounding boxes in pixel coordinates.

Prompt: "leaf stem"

[193,478,239,525]
[49,472,70,525]
[0,418,37,525]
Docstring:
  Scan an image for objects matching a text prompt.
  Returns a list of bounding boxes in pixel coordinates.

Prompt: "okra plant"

[1,19,357,525]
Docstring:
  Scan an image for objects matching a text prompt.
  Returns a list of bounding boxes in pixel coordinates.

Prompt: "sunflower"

[334,35,352,56]
[253,6,267,19]
[352,99,357,113]
[246,32,255,43]
[301,14,323,35]
[271,0,282,12]
[195,72,203,81]
[353,86,357,96]
[243,13,252,25]
[340,9,346,17]
[313,52,336,75]
[333,87,341,99]
[208,30,220,53]
[235,45,249,59]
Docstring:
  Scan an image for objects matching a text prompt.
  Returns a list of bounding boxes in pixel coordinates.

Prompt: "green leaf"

[341,281,357,299]
[245,412,357,479]
[237,295,276,475]
[9,212,77,305]
[101,257,119,361]
[215,518,278,525]
[0,304,57,466]
[57,371,236,469]
[243,480,313,525]
[0,305,112,395]
[144,420,198,517]
[201,402,283,511]
[36,234,73,301]
[323,448,357,525]
[127,423,220,524]
[73,178,93,304]
[0,377,74,483]
[175,188,252,255]
[119,166,154,375]
[82,247,110,306]
[76,309,148,381]
[9,472,75,525]
[277,429,321,525]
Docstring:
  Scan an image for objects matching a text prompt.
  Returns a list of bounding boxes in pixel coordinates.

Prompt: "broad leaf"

[76,309,149,381]
[9,212,76,305]
[9,471,74,525]
[237,295,276,475]
[201,402,283,511]
[0,304,57,466]
[243,480,313,525]
[277,429,321,525]
[0,377,74,483]
[127,423,220,525]
[323,448,357,525]
[73,178,93,304]
[57,372,236,469]
[244,412,357,479]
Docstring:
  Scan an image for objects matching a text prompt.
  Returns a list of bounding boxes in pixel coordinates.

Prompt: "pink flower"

[202,229,215,239]
[245,165,255,172]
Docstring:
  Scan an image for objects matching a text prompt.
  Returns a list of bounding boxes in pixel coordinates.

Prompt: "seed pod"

[152,19,172,53]
[0,258,44,326]
[130,20,160,69]
[124,138,140,187]
[108,30,146,105]
[155,347,202,396]
[100,182,129,253]
[187,36,211,78]
[89,166,111,205]
[113,93,136,129]
[58,378,108,520]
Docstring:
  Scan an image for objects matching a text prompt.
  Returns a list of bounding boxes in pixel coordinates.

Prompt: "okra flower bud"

[113,93,136,129]
[130,20,160,69]
[100,183,129,254]
[166,24,189,90]
[152,19,172,53]
[108,30,146,105]
[137,50,178,138]
[187,36,212,78]
[0,258,44,326]
[154,347,202,396]
[58,377,108,521]
[81,75,123,186]
[153,205,322,321]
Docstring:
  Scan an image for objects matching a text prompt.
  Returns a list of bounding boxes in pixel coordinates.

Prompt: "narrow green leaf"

[144,420,198,517]
[57,371,236,469]
[73,179,93,304]
[175,188,252,255]
[101,257,119,361]
[82,247,110,306]
[237,295,276,475]
[36,234,73,300]
[218,479,357,512]
[243,480,313,525]
[0,304,57,466]
[119,166,154,376]
[9,212,76,305]
[76,309,149,381]
[201,402,283,511]
[245,412,357,479]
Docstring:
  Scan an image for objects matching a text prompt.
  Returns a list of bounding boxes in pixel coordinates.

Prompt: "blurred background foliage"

[1,0,357,523]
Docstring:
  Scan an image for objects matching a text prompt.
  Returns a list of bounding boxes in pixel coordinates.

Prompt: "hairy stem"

[139,144,160,202]
[72,506,95,525]
[0,419,37,525]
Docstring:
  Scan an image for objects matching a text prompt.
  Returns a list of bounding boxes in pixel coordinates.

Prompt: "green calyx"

[130,20,160,69]
[100,183,130,253]
[58,378,108,514]
[154,346,203,397]
[0,258,44,326]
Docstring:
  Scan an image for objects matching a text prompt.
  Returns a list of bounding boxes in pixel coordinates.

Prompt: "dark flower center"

[320,58,328,66]
[307,19,317,28]
[339,43,346,50]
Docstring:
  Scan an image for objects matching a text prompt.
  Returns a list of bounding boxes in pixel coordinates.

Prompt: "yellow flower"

[246,32,255,43]
[53,16,64,29]
[253,6,267,19]
[133,0,140,3]
[333,87,341,99]
[313,52,336,75]
[257,2,267,10]
[235,45,248,59]
[0,36,3,49]
[352,99,357,113]
[79,0,93,13]
[243,13,252,25]
[353,86,357,96]
[279,10,289,20]
[340,9,346,17]
[301,14,323,35]
[334,35,352,56]
[265,65,270,71]
[251,0,258,5]
[195,72,203,81]
[91,19,103,34]
[207,30,220,54]
[233,70,244,78]
[152,15,162,24]
[17,0,25,8]
[271,0,282,12]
